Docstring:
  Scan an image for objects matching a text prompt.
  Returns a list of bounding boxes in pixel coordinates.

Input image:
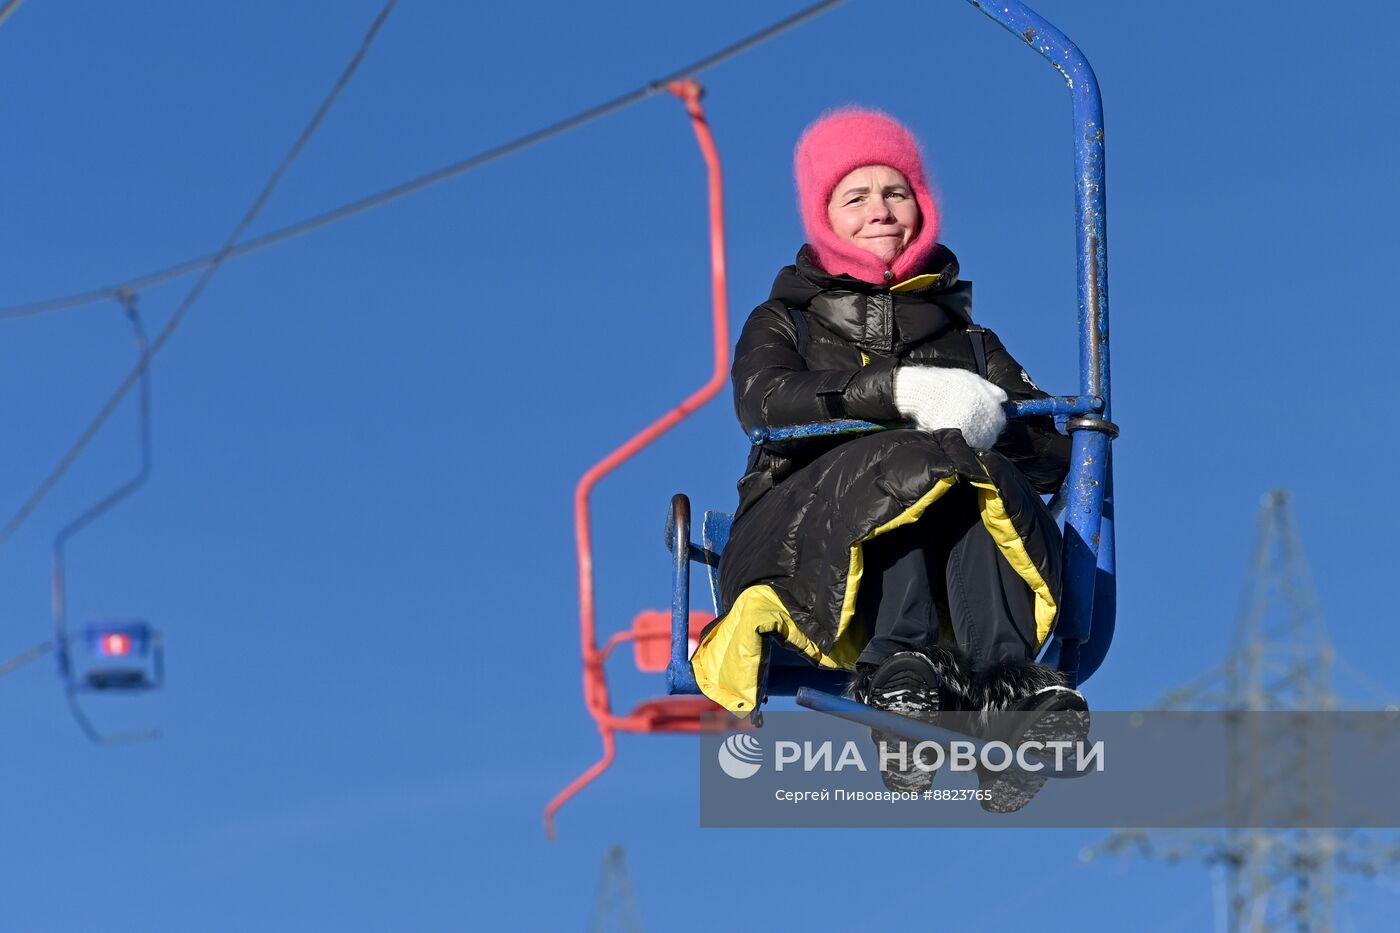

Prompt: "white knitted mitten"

[893,366,1008,449]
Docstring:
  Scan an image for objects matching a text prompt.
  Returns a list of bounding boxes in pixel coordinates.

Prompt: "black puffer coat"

[689,246,1071,714]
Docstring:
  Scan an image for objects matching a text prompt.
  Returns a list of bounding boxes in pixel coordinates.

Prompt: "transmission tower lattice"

[588,845,643,933]
[1085,490,1400,932]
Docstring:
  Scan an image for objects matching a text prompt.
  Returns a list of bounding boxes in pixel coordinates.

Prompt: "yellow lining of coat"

[889,273,944,293]
[969,480,1058,647]
[690,476,1059,715]
[690,584,842,713]
[830,477,957,665]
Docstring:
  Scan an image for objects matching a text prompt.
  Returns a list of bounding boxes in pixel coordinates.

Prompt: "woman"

[688,107,1087,810]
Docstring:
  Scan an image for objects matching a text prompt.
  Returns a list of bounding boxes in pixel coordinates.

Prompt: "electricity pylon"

[588,845,643,933]
[1086,490,1400,932]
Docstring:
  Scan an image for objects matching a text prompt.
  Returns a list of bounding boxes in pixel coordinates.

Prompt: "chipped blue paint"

[966,0,1116,686]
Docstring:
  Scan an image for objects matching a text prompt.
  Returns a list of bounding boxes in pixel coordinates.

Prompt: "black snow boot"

[972,659,1090,813]
[847,646,973,794]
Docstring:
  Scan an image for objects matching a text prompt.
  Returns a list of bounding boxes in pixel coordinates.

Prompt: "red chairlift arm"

[546,81,729,838]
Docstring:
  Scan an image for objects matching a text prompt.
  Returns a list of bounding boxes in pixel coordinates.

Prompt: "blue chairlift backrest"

[700,510,732,615]
[76,620,162,692]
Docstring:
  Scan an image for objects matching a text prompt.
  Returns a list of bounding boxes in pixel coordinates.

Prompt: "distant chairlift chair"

[51,292,165,745]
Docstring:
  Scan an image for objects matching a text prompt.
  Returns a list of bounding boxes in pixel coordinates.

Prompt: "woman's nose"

[866,199,893,222]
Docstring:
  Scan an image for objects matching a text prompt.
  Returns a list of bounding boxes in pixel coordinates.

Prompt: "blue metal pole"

[1046,446,1115,680]
[748,394,1103,445]
[796,688,1090,778]
[666,494,700,694]
[964,1,1115,686]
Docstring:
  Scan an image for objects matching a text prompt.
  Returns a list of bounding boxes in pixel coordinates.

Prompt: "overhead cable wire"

[0,0,845,550]
[0,0,846,320]
[0,0,25,29]
[0,0,399,549]
[0,638,55,676]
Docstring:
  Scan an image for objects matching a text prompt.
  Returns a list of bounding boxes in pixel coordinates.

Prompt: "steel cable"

[0,0,844,320]
[0,0,400,548]
[0,0,847,550]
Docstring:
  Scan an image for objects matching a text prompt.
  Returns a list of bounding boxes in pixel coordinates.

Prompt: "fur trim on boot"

[973,657,1068,716]
[972,658,1089,814]
[915,644,977,711]
[843,664,876,704]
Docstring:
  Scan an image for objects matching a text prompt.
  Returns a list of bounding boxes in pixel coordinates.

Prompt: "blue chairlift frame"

[73,620,165,692]
[51,293,164,745]
[665,0,1117,712]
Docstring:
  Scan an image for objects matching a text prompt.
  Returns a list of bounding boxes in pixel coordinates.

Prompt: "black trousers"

[854,484,1039,671]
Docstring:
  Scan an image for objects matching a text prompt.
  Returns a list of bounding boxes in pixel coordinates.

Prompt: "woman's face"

[825,165,920,264]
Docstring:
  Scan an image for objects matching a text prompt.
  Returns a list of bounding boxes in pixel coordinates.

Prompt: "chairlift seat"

[665,415,1115,709]
[623,696,732,733]
[68,620,164,694]
[84,667,155,691]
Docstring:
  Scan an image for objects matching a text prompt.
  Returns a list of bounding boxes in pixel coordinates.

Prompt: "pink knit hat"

[794,107,941,285]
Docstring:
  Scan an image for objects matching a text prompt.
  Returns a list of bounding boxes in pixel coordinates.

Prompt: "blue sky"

[1,1,1398,930]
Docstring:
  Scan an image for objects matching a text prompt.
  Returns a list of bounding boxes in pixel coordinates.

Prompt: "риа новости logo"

[717,734,763,779]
